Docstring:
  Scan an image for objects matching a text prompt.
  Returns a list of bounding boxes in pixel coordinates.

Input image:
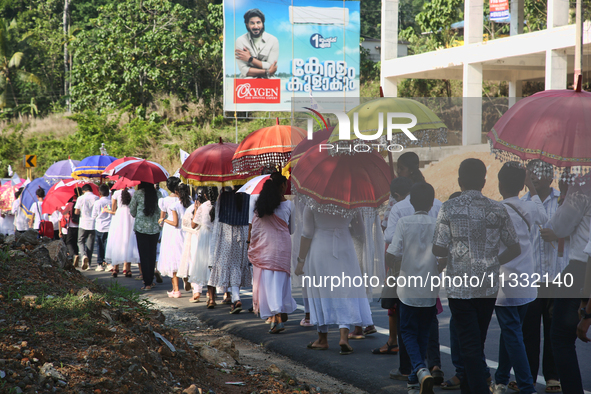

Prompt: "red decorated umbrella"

[111,159,169,184]
[102,156,142,177]
[43,179,99,214]
[291,141,392,214]
[180,138,250,187]
[232,118,306,173]
[488,89,591,168]
[0,179,27,211]
[290,126,334,167]
[110,176,140,190]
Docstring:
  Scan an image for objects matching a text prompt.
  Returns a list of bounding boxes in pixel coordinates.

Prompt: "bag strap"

[504,202,530,233]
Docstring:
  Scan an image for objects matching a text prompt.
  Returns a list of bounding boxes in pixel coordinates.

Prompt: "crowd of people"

[1,151,591,394]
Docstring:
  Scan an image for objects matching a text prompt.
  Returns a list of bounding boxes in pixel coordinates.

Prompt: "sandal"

[307,342,328,350]
[135,275,143,281]
[222,297,232,305]
[189,295,201,303]
[140,285,152,291]
[265,317,273,324]
[371,342,399,355]
[347,333,365,340]
[124,270,132,278]
[545,380,561,393]
[269,322,285,334]
[339,343,354,355]
[441,376,461,390]
[364,326,378,335]
[230,302,243,314]
[508,381,520,392]
[111,268,119,278]
[207,300,216,309]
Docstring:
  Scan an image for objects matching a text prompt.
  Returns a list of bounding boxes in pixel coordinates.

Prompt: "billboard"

[223,0,360,112]
[490,0,510,21]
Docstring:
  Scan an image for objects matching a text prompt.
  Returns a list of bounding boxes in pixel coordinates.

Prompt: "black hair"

[498,162,526,196]
[138,182,157,216]
[458,158,487,191]
[99,184,110,197]
[15,187,23,199]
[166,177,180,194]
[197,187,209,204]
[209,187,219,223]
[74,187,83,197]
[121,188,132,206]
[255,174,287,218]
[244,8,265,25]
[449,191,462,200]
[410,182,435,212]
[81,184,93,192]
[36,187,45,199]
[177,183,192,208]
[398,152,425,184]
[390,177,412,198]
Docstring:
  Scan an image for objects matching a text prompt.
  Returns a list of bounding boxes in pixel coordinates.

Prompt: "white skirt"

[158,223,184,277]
[256,268,297,319]
[105,206,139,265]
[189,228,212,286]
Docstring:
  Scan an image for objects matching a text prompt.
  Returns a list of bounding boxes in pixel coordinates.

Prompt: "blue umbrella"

[44,159,81,180]
[20,177,59,217]
[72,155,117,179]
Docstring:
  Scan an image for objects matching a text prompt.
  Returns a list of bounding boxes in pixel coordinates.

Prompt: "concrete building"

[361,36,408,62]
[380,0,591,145]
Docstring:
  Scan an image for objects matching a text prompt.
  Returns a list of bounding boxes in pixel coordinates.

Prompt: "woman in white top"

[158,180,191,298]
[11,188,28,235]
[188,189,214,302]
[295,206,373,355]
[105,187,139,277]
[248,173,297,333]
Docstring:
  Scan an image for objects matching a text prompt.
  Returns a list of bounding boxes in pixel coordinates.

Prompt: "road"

[83,269,591,394]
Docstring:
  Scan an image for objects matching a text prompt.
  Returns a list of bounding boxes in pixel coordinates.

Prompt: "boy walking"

[493,163,547,394]
[387,182,441,394]
[92,184,112,271]
[75,184,98,270]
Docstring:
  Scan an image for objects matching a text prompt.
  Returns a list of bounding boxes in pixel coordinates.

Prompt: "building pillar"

[508,79,523,108]
[462,63,483,145]
[545,0,569,90]
[464,0,484,45]
[510,0,524,36]
[380,0,399,97]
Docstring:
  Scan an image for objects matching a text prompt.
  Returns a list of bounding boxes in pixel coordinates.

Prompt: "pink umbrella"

[488,89,591,168]
[111,177,140,190]
[111,159,169,184]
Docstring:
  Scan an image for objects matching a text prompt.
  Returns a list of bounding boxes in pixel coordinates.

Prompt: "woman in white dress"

[295,205,373,355]
[186,189,214,302]
[158,179,191,298]
[105,187,139,277]
[248,173,297,333]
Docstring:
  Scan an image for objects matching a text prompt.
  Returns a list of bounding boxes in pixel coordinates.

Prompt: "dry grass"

[0,113,78,138]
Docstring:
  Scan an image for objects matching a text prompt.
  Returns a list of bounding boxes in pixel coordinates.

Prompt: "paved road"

[83,269,591,394]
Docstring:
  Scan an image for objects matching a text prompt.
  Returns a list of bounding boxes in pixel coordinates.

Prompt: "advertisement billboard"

[223,0,360,112]
[490,0,510,21]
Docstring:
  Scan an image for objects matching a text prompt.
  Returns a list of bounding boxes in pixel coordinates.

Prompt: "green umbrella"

[327,97,447,147]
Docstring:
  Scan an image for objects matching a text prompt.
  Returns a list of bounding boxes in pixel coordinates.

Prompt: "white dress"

[189,201,213,286]
[177,204,196,278]
[157,197,186,277]
[302,206,373,327]
[105,189,139,265]
[256,200,297,319]
[0,213,14,235]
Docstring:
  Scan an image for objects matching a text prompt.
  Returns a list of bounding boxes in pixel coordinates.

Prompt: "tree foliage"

[71,0,222,112]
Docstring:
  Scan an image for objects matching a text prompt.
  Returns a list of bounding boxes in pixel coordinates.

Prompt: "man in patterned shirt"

[432,158,521,394]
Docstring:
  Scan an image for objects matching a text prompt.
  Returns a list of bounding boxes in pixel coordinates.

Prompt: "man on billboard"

[235,9,279,78]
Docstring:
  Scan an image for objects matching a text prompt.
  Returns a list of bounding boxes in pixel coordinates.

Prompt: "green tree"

[70,0,223,112]
[0,18,41,112]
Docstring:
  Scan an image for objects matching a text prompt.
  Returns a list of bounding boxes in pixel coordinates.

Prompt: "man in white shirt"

[541,176,591,393]
[387,182,440,394]
[75,184,98,270]
[493,163,547,394]
[234,9,279,78]
[28,188,48,230]
[91,184,112,271]
[519,160,563,391]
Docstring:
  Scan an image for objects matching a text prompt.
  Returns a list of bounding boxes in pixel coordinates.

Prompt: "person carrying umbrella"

[248,173,297,333]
